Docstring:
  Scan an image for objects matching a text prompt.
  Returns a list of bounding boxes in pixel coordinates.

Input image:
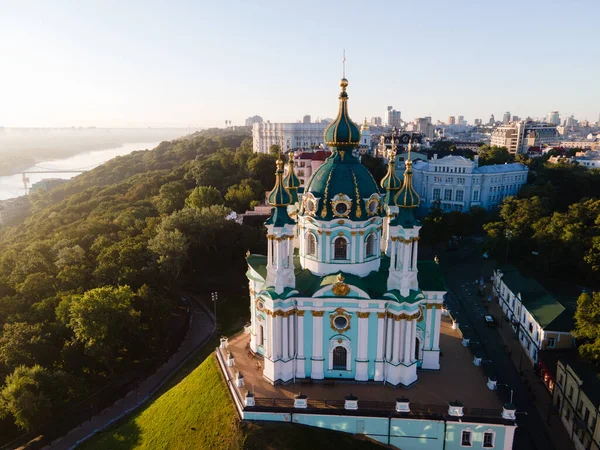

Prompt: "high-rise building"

[415,117,434,139]
[386,106,402,127]
[370,117,382,126]
[546,111,560,125]
[489,114,495,125]
[457,115,464,126]
[245,115,263,127]
[448,116,456,125]
[502,112,511,124]
[491,121,558,154]
[511,116,520,122]
[474,119,482,126]
[303,115,311,124]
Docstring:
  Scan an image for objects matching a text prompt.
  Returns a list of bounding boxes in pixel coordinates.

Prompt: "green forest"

[0,128,282,443]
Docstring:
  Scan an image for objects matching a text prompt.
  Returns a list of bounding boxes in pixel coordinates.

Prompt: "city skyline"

[1,0,599,128]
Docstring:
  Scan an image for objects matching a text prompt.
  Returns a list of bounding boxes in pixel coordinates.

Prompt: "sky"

[0,0,598,128]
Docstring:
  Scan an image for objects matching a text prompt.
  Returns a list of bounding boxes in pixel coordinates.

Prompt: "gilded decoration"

[325,231,331,236]
[330,193,352,218]
[415,305,424,322]
[332,273,351,297]
[317,230,323,235]
[337,232,344,236]
[365,193,381,217]
[351,171,363,218]
[303,193,318,217]
[337,220,345,225]
[426,303,435,309]
[351,231,357,236]
[312,310,325,317]
[320,169,334,218]
[296,310,305,317]
[330,307,351,333]
[359,231,365,236]
[357,311,370,319]
[377,312,387,319]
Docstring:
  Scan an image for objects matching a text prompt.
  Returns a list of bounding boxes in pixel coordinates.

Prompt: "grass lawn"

[82,348,384,450]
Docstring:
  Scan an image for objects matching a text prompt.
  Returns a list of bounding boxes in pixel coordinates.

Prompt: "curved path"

[44,296,215,450]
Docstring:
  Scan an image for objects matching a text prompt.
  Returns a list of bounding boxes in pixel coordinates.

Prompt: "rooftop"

[220,315,506,422]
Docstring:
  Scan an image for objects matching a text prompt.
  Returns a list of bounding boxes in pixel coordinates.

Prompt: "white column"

[282,313,289,360]
[392,317,401,364]
[288,313,295,357]
[351,234,357,264]
[273,314,280,359]
[433,307,442,350]
[266,313,272,358]
[403,319,412,364]
[410,319,417,362]
[426,305,434,350]
[403,243,411,272]
[267,237,272,266]
[297,312,305,358]
[412,240,418,270]
[357,314,368,360]
[376,313,385,360]
[385,316,393,361]
[288,237,294,267]
[397,319,405,363]
[397,242,404,271]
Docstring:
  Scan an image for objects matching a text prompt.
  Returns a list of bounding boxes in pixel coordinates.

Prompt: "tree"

[573,292,600,361]
[185,186,223,210]
[478,145,514,166]
[155,181,187,214]
[0,365,72,431]
[148,228,189,279]
[269,144,281,156]
[60,286,141,373]
[0,322,58,371]
[15,273,55,304]
[247,153,278,191]
[225,178,263,212]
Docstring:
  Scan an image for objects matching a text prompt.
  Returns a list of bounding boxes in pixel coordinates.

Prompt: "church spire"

[265,159,294,227]
[323,77,361,158]
[380,129,402,206]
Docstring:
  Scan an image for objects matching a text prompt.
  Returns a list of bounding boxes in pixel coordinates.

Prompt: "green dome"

[380,153,403,206]
[302,151,382,221]
[282,154,301,204]
[267,159,292,206]
[324,78,361,147]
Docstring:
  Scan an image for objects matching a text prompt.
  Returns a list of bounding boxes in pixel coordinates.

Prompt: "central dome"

[302,78,381,221]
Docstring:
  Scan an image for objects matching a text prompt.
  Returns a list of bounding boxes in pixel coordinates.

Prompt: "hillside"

[82,350,384,450]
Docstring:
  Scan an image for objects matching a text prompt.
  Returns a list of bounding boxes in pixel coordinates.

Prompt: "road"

[44,296,215,450]
[441,244,555,450]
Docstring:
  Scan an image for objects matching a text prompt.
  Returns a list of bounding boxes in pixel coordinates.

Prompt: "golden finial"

[276,158,284,171]
[337,273,345,283]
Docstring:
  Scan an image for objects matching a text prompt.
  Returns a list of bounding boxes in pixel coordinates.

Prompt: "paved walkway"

[45,296,215,450]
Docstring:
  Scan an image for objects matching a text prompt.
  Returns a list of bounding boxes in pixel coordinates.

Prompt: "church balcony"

[216,314,507,424]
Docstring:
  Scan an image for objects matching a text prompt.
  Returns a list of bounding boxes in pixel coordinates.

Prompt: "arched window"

[332,346,347,370]
[366,233,375,257]
[334,237,347,260]
[305,232,316,257]
[258,324,264,347]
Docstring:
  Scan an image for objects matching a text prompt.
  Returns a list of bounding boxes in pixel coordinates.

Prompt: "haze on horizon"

[0,0,598,129]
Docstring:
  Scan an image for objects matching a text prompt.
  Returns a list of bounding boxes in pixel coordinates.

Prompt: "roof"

[497,265,574,331]
[323,79,360,147]
[246,254,446,299]
[296,151,331,160]
[476,163,529,174]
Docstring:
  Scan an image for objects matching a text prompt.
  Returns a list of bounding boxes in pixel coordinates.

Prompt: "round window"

[368,200,378,214]
[335,203,348,215]
[306,199,316,213]
[333,315,348,330]
[256,301,264,311]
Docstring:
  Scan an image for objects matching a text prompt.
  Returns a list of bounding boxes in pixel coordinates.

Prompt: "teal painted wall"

[323,310,358,379]
[389,418,444,450]
[292,413,389,445]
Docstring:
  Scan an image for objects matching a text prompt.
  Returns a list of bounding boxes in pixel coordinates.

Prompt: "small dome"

[394,160,420,208]
[282,153,301,204]
[267,159,292,206]
[324,78,361,147]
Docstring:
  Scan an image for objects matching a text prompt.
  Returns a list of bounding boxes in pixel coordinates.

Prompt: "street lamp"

[504,230,513,263]
[211,292,218,324]
[497,383,514,404]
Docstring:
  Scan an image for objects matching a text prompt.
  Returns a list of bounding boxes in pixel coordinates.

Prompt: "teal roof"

[267,159,292,207]
[246,254,446,300]
[498,265,574,331]
[389,208,420,228]
[264,206,295,227]
[380,159,402,206]
[324,78,361,147]
[394,162,420,209]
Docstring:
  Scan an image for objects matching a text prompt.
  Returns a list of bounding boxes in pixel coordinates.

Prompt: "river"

[0,141,160,201]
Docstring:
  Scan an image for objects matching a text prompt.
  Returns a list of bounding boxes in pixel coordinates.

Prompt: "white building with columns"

[245,78,447,387]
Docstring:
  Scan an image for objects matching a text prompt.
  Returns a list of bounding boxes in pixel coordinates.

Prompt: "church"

[246,77,447,387]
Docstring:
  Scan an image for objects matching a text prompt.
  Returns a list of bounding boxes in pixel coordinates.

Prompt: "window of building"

[258,324,264,346]
[456,190,464,202]
[529,322,533,333]
[473,190,479,201]
[366,233,376,257]
[483,431,495,448]
[444,189,452,201]
[332,346,347,370]
[566,408,572,421]
[558,374,564,386]
[433,188,441,200]
[461,430,472,447]
[334,237,348,260]
[305,232,317,257]
[578,399,583,413]
[569,386,574,400]
[584,408,590,423]
[547,337,556,348]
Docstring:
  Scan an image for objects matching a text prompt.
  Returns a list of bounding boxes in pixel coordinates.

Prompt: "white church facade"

[246,77,447,387]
